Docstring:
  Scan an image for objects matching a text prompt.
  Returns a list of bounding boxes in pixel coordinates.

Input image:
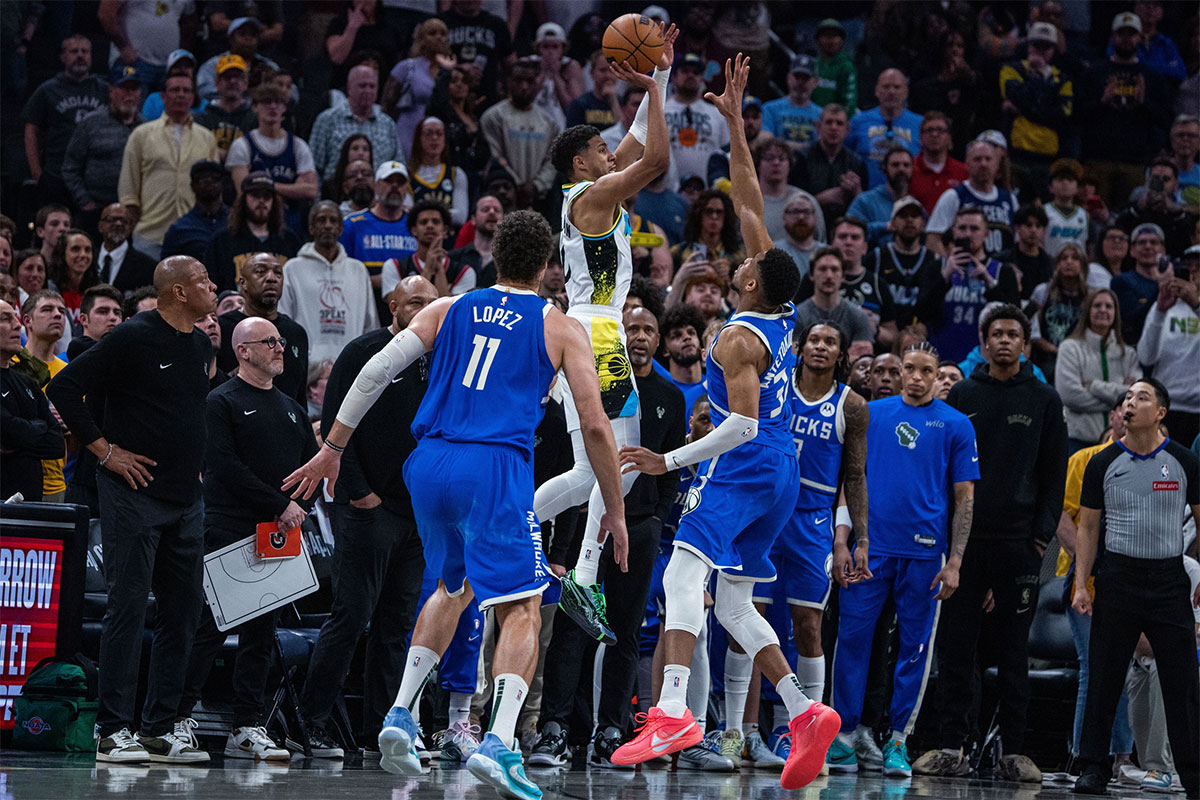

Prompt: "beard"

[786,219,814,241]
[670,349,701,368]
[381,191,406,212]
[349,184,374,207]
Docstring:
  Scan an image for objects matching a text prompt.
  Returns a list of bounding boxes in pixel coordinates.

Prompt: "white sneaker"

[96,728,151,763]
[174,717,200,748]
[137,729,211,763]
[225,726,291,762]
[853,728,884,771]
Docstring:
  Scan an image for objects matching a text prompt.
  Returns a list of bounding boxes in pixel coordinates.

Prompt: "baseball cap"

[485,163,516,188]
[165,49,196,72]
[790,54,815,76]
[1130,222,1164,242]
[1049,158,1083,181]
[642,5,670,24]
[375,161,408,182]
[535,22,566,45]
[678,174,706,193]
[241,170,275,194]
[890,196,925,220]
[190,160,224,181]
[816,18,846,36]
[217,54,248,76]
[1027,22,1058,45]
[228,17,263,36]
[1112,12,1142,33]
[742,95,763,112]
[975,129,1008,150]
[114,65,143,88]
[677,52,705,69]
[1183,244,1200,257]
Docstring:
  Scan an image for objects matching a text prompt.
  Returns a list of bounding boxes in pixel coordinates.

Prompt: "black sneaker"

[589,727,633,770]
[285,727,345,759]
[528,722,569,767]
[1072,770,1110,795]
[557,570,616,646]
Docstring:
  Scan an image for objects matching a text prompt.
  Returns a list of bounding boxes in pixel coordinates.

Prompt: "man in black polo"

[1071,378,1200,798]
[48,256,217,764]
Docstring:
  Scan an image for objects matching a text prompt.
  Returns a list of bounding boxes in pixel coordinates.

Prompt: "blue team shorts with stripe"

[404,438,556,609]
[753,508,834,609]
[673,444,798,581]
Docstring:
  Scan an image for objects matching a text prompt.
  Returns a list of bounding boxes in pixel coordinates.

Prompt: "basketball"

[602,13,665,73]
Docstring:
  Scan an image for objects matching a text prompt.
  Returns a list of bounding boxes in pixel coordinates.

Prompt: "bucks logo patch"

[895,422,919,449]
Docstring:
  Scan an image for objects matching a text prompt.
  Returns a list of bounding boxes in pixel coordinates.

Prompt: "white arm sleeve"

[629,66,671,144]
[662,411,757,470]
[335,328,427,429]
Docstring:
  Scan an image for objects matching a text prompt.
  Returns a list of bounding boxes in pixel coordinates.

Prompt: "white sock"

[723,649,752,734]
[487,673,529,745]
[837,730,854,746]
[573,531,603,586]
[394,645,439,710]
[449,692,473,727]
[890,730,906,744]
[796,654,825,706]
[777,673,814,719]
[659,664,690,718]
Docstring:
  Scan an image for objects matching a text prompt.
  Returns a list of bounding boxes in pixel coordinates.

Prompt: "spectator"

[791,104,867,224]
[1104,1,1187,85]
[999,22,1074,198]
[193,55,252,162]
[123,285,159,319]
[567,51,620,131]
[48,229,98,326]
[32,204,71,275]
[11,250,47,309]
[664,53,729,184]
[61,67,143,226]
[18,290,69,501]
[848,352,874,399]
[280,201,379,364]
[1133,255,1199,444]
[118,74,218,259]
[0,246,12,299]
[909,112,968,214]
[530,23,584,130]
[380,201,455,297]
[162,161,230,264]
[427,66,489,188]
[440,0,513,107]
[1028,244,1090,382]
[635,172,689,246]
[869,352,902,399]
[325,1,401,78]
[310,65,399,184]
[340,161,418,318]
[1114,159,1196,256]
[98,0,197,89]
[139,50,204,122]
[1079,13,1172,208]
[1164,114,1200,211]
[916,304,1067,783]
[480,60,560,211]
[205,174,298,292]
[47,256,218,765]
[206,5,284,54]
[600,85,642,154]
[197,16,279,102]
[0,299,63,504]
[922,207,1021,362]
[383,17,454,160]
[669,190,742,273]
[23,34,109,208]
[756,140,805,244]
[773,194,824,280]
[795,247,875,352]
[681,271,728,328]
[847,69,923,188]
[197,311,228,389]
[95,204,156,293]
[306,358,333,423]
[624,198,674,290]
[1089,225,1129,290]
[228,83,320,237]
[910,30,979,156]
[927,140,1019,257]
[407,117,468,228]
[1001,204,1054,300]
[812,18,857,110]
[1044,158,1090,258]
[868,196,942,325]
[1112,222,1168,344]
[1056,288,1142,451]
[659,304,707,420]
[761,55,822,151]
[799,217,897,346]
[447,195,503,294]
[847,145,913,246]
[934,361,964,399]
[324,133,374,203]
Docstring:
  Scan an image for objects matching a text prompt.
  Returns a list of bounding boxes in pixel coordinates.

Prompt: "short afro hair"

[493,210,554,285]
[758,248,801,307]
[980,302,1031,343]
[551,125,602,177]
[627,274,665,322]
[409,199,451,227]
[662,303,706,342]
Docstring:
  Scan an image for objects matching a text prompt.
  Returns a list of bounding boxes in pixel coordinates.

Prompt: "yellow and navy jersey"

[411,164,456,213]
[560,181,633,311]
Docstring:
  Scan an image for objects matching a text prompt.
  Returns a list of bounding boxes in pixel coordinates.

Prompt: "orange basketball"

[602,13,665,73]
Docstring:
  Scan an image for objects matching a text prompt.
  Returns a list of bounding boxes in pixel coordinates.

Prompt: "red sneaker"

[781,702,841,789]
[610,707,702,766]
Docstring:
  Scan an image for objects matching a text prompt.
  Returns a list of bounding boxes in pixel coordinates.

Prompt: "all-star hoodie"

[280,242,380,364]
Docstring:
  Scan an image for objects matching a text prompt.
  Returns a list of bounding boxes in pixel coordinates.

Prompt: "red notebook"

[256,522,302,559]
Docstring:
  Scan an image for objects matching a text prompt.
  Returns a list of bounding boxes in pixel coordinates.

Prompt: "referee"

[1071,378,1200,798]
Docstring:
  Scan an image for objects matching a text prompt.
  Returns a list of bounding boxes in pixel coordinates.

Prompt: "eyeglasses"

[244,336,287,350]
[1103,233,1129,243]
[784,208,814,217]
[922,126,949,135]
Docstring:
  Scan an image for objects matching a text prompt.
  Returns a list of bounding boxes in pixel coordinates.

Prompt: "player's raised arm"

[612,23,677,170]
[707,53,772,256]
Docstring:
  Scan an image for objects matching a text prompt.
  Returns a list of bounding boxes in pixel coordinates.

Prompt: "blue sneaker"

[826,736,858,773]
[466,732,542,800]
[768,725,791,760]
[378,706,423,776]
[882,739,912,777]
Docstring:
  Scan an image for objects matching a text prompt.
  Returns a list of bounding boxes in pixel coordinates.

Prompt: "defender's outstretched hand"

[704,52,750,119]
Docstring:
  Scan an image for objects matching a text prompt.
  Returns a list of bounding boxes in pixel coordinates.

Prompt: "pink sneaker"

[781,702,840,789]
[610,708,703,766]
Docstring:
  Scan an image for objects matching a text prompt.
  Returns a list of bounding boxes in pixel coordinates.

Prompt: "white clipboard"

[201,533,319,631]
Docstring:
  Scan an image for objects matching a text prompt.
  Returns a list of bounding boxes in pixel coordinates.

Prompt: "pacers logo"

[596,349,632,388]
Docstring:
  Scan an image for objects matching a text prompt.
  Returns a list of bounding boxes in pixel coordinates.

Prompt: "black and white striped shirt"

[1081,439,1200,559]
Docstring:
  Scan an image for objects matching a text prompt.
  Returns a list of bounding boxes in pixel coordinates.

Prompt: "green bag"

[12,654,99,752]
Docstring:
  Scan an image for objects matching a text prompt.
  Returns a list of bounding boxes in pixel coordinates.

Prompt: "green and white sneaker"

[96,727,151,763]
[718,729,743,767]
[557,570,615,645]
[882,739,912,777]
[741,730,785,770]
[137,729,210,763]
[826,736,858,773]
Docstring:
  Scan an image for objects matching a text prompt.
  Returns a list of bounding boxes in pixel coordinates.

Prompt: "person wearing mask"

[774,195,824,280]
[1111,222,1168,345]
[794,248,874,354]
[95,204,156,293]
[927,140,1019,257]
[340,161,418,321]
[761,55,822,151]
[1137,250,1200,444]
[846,69,923,189]
[791,105,867,224]
[47,257,218,764]
[663,53,730,186]
[62,67,143,228]
[1028,244,1090,382]
[480,59,561,211]
[178,316,315,763]
[193,54,252,162]
[310,65,400,185]
[447,195,503,293]
[868,197,941,327]
[1000,204,1054,300]
[205,173,300,292]
[909,112,967,215]
[161,161,230,264]
[0,299,63,504]
[196,16,279,102]
[847,146,914,246]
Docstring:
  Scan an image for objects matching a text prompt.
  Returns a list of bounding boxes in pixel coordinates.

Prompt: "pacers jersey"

[706,305,797,456]
[791,380,850,509]
[412,287,556,458]
[560,181,638,419]
[411,164,457,212]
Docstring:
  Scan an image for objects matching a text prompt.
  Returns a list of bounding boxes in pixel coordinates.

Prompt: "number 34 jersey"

[412,286,557,458]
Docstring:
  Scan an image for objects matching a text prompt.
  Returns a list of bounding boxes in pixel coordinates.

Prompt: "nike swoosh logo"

[650,723,696,753]
[244,410,257,416]
[965,413,977,418]
[1,391,8,398]
[391,375,403,383]
[507,763,536,789]
[159,363,172,369]
[815,517,828,525]
[972,456,978,462]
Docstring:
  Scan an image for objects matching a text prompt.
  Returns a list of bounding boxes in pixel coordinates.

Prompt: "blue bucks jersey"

[864,395,979,559]
[706,305,797,456]
[791,380,850,510]
[412,288,556,458]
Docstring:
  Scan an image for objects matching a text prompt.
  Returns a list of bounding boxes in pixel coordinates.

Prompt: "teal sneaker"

[466,732,542,800]
[826,736,858,773]
[882,739,912,777]
[378,706,423,776]
[557,571,616,646]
